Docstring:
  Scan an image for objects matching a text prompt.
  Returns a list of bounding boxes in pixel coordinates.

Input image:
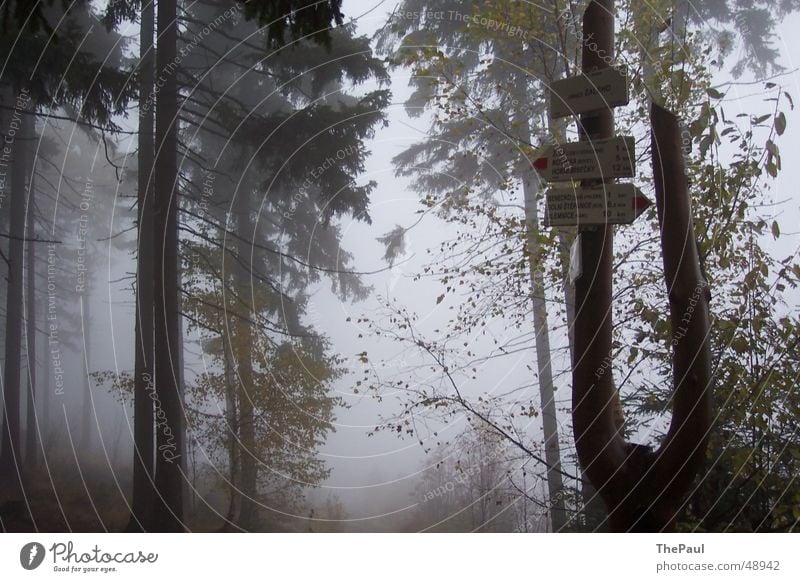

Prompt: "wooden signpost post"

[536,0,712,533]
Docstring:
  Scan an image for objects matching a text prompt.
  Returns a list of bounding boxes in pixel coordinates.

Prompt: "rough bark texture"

[153,0,185,532]
[128,0,156,533]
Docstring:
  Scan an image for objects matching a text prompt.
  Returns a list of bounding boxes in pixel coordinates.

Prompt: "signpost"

[543,183,651,226]
[549,67,629,119]
[533,136,635,182]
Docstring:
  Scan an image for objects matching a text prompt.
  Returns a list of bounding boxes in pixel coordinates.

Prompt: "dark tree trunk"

[570,1,713,532]
[233,190,257,531]
[79,287,92,452]
[221,349,240,531]
[639,102,713,529]
[127,0,156,533]
[0,101,32,508]
[152,0,185,532]
[40,301,50,450]
[24,148,37,471]
[571,0,625,528]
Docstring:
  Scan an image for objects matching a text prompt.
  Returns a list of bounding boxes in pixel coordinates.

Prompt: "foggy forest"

[0,0,798,533]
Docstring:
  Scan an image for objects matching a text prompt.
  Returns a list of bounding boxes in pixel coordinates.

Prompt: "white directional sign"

[550,67,629,118]
[533,136,635,182]
[544,183,651,227]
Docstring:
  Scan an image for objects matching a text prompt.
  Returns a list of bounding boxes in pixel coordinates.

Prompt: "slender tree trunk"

[233,190,257,531]
[521,170,567,532]
[80,286,91,452]
[127,0,156,532]
[221,347,240,531]
[41,301,50,449]
[511,65,568,531]
[0,99,32,508]
[153,0,185,532]
[24,146,37,471]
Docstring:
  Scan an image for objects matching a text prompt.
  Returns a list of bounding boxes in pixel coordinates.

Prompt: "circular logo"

[19,542,46,570]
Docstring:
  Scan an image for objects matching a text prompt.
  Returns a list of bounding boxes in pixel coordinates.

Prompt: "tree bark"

[570,1,713,532]
[79,285,92,452]
[221,347,240,531]
[232,188,257,531]
[0,100,32,507]
[571,0,628,526]
[153,0,185,532]
[638,102,713,530]
[513,65,568,531]
[127,0,156,533]
[25,150,37,471]
[522,171,567,532]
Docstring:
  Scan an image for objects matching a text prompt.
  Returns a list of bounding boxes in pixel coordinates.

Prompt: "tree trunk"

[634,102,713,530]
[127,0,156,532]
[513,65,568,531]
[79,286,91,452]
[571,0,630,529]
[152,0,185,532]
[570,1,713,532]
[0,98,32,508]
[221,347,240,530]
[233,189,257,531]
[24,147,37,471]
[521,171,567,532]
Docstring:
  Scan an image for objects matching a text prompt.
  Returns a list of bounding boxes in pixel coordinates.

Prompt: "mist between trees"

[0,0,798,533]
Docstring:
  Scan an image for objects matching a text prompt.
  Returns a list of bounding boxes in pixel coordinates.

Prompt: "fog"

[0,0,798,533]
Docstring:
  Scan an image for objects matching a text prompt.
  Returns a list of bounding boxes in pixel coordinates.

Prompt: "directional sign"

[544,183,651,227]
[550,67,629,118]
[533,136,635,182]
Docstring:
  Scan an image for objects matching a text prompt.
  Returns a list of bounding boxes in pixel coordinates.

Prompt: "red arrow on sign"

[632,194,651,215]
